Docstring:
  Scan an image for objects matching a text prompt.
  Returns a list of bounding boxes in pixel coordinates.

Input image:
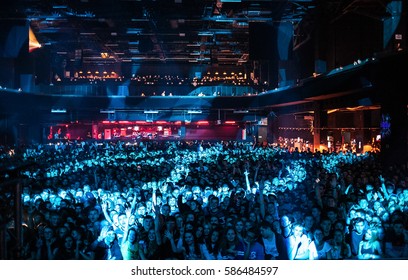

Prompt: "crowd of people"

[0,139,407,260]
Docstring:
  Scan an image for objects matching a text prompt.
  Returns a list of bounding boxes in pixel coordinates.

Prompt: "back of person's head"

[259,220,273,231]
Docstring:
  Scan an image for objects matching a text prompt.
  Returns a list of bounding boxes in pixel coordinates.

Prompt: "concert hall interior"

[0,0,407,261]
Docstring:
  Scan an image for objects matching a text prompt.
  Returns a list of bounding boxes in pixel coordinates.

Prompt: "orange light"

[156,121,167,124]
[29,27,41,53]
[225,121,236,124]
[118,121,130,124]
[197,121,209,125]
[102,121,110,124]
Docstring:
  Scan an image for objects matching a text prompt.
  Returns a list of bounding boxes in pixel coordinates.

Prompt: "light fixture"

[144,110,159,114]
[187,110,202,114]
[51,109,66,113]
[100,109,115,114]
[233,110,249,113]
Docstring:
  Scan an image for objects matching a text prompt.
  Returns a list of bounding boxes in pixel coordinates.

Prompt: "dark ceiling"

[2,0,394,69]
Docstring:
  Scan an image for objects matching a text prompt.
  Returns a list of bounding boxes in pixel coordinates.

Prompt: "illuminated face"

[313,230,323,241]
[304,216,314,228]
[280,216,291,228]
[168,197,176,206]
[203,224,211,236]
[105,231,116,243]
[354,221,365,234]
[359,199,368,209]
[364,229,373,240]
[148,229,156,240]
[211,231,219,243]
[210,216,219,225]
[137,206,146,216]
[128,215,136,225]
[184,232,194,245]
[226,229,236,242]
[292,225,304,237]
[128,230,137,243]
[88,210,99,223]
[64,237,74,248]
[235,221,244,232]
[118,214,128,227]
[161,205,170,216]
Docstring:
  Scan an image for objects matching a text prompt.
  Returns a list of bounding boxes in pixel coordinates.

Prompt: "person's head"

[161,204,171,216]
[245,226,259,244]
[43,227,55,240]
[165,216,176,230]
[192,186,202,200]
[203,221,212,237]
[71,227,84,241]
[272,219,282,234]
[280,215,292,229]
[104,228,117,245]
[391,219,405,235]
[303,214,315,230]
[353,217,366,234]
[373,201,382,211]
[185,212,195,223]
[56,226,69,240]
[127,214,136,226]
[183,230,195,245]
[126,227,138,244]
[224,227,237,243]
[136,202,146,216]
[49,211,62,227]
[311,206,321,220]
[147,228,156,241]
[291,222,304,238]
[87,207,100,223]
[364,227,378,244]
[40,189,50,201]
[234,219,245,234]
[333,220,346,232]
[313,227,324,244]
[143,215,154,231]
[209,228,220,244]
[386,183,395,195]
[167,196,177,206]
[320,217,332,234]
[185,221,195,231]
[358,198,369,210]
[63,235,75,249]
[248,211,258,223]
[208,196,219,209]
[332,229,345,244]
[118,212,128,228]
[356,208,368,219]
[195,225,204,239]
[376,226,386,241]
[189,200,199,211]
[259,221,274,239]
[325,208,338,223]
[210,216,219,227]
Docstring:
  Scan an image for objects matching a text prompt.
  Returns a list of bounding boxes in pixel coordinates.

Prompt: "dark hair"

[259,220,273,230]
